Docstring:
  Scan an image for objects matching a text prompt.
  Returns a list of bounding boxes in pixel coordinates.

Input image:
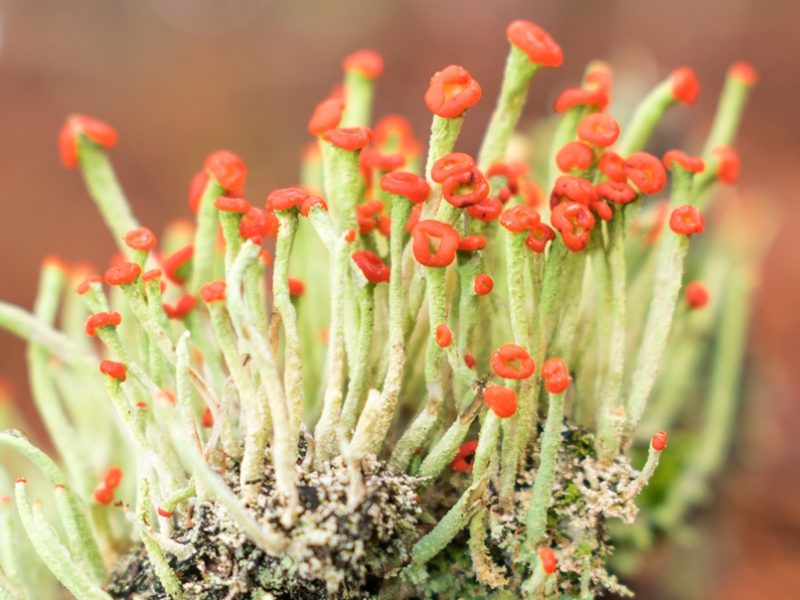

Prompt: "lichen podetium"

[0,18,762,600]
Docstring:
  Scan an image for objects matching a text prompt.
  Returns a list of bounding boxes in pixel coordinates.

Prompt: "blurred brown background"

[0,0,797,597]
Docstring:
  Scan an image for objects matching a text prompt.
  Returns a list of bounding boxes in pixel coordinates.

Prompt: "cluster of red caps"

[93,466,123,505]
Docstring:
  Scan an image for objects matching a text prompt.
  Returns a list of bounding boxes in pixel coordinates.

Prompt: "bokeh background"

[0,0,797,597]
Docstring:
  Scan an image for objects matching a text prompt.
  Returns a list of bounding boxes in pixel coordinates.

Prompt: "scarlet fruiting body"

[343,49,384,79]
[671,67,700,104]
[651,431,669,452]
[124,227,157,251]
[200,281,226,303]
[412,220,460,267]
[442,169,490,208]
[577,113,620,147]
[85,311,122,336]
[539,548,558,574]
[624,152,667,194]
[542,358,570,393]
[500,205,540,233]
[551,202,595,252]
[204,150,247,194]
[556,141,595,173]
[308,98,345,136]
[323,127,373,151]
[685,282,710,308]
[450,440,479,472]
[669,205,705,236]
[506,20,563,67]
[99,360,127,382]
[484,385,518,418]
[380,172,430,204]
[473,274,494,296]
[59,115,118,168]
[435,324,452,348]
[352,250,391,283]
[663,150,705,173]
[491,344,535,380]
[424,65,482,118]
[163,294,197,319]
[104,262,141,286]
[267,187,309,212]
[713,146,741,185]
[431,153,475,184]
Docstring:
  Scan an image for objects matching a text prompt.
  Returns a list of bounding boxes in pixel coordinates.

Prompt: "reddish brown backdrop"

[0,1,798,598]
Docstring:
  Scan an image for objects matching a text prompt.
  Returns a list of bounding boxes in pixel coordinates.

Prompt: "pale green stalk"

[417,394,482,479]
[0,431,105,582]
[409,476,487,567]
[76,137,138,251]
[189,178,225,292]
[478,46,539,169]
[14,482,111,600]
[616,78,675,156]
[340,283,375,435]
[138,478,185,600]
[341,70,375,127]
[273,212,305,443]
[524,391,566,551]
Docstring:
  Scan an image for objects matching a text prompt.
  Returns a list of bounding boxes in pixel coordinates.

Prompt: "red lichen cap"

[542,357,570,393]
[499,205,540,233]
[598,151,627,182]
[123,227,157,252]
[163,294,197,319]
[506,20,563,68]
[343,49,384,78]
[162,245,194,285]
[435,324,452,348]
[59,115,118,168]
[525,222,556,253]
[484,385,518,418]
[202,407,214,428]
[103,467,123,490]
[104,261,141,286]
[323,127,373,151]
[597,180,638,205]
[466,196,503,222]
[77,274,102,295]
[442,168,490,208]
[663,150,705,174]
[240,207,279,240]
[380,171,430,204]
[200,280,226,303]
[729,61,758,86]
[624,152,667,195]
[93,485,115,505]
[431,152,476,184]
[464,353,476,369]
[651,430,668,452]
[204,150,247,194]
[539,548,558,575]
[713,146,740,185]
[267,187,309,212]
[669,205,705,236]
[556,141,595,173]
[85,311,122,336]
[308,97,345,137]
[458,234,487,252]
[671,67,700,105]
[451,439,479,472]
[300,196,327,217]
[473,274,494,296]
[577,113,620,148]
[351,250,391,284]
[551,201,596,252]
[424,65,482,119]
[288,277,305,297]
[99,360,127,382]
[685,281,710,308]
[550,175,598,208]
[412,220,460,268]
[491,343,535,379]
[215,195,251,213]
